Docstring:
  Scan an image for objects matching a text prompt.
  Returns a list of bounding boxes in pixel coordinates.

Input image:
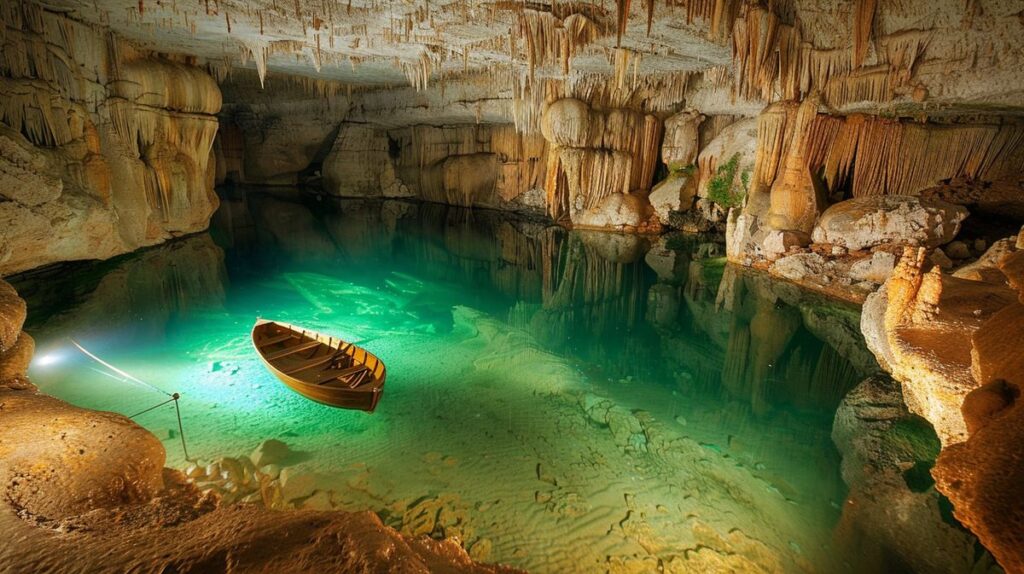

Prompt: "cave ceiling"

[44,0,732,87]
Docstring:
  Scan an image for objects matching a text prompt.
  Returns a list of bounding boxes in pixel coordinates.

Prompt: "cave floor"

[19,193,874,573]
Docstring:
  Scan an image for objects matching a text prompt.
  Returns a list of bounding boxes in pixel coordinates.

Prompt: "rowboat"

[252,319,386,412]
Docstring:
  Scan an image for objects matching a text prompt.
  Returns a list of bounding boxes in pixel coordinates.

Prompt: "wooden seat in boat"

[283,353,336,375]
[265,340,321,361]
[258,332,296,348]
[316,364,369,386]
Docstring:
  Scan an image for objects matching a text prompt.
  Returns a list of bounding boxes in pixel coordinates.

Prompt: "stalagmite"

[766,95,823,234]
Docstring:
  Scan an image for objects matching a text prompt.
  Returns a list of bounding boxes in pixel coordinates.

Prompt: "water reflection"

[15,190,910,573]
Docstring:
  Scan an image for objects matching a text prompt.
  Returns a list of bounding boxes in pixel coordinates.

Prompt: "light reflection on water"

[17,191,890,573]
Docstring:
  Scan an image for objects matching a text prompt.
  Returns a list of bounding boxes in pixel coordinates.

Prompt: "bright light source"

[35,352,63,367]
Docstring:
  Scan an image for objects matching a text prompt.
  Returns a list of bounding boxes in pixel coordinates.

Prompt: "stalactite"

[882,30,930,87]
[756,102,1024,203]
[516,10,599,84]
[822,66,890,107]
[852,0,876,69]
[766,94,822,233]
[751,102,794,189]
[615,0,630,47]
[540,97,661,221]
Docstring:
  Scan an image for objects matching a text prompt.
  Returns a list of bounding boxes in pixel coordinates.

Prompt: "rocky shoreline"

[0,277,521,574]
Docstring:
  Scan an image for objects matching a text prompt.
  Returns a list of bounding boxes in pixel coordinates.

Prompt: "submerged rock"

[250,439,294,468]
[831,375,995,574]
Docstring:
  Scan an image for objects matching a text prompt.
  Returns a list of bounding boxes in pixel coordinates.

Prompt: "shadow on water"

[14,189,996,573]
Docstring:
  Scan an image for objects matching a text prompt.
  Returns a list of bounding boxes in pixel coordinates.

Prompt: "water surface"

[20,191,881,572]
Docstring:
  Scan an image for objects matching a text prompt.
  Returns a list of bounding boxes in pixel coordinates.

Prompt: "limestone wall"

[0,3,221,276]
[322,123,548,213]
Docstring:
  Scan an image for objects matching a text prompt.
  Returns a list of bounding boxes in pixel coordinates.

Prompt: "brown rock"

[961,380,1019,436]
[0,332,34,382]
[970,302,1024,392]
[0,391,166,521]
[999,250,1024,300]
[0,279,27,351]
[934,392,1024,574]
[812,196,968,252]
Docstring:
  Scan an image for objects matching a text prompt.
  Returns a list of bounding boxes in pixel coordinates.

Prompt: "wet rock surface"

[832,374,998,574]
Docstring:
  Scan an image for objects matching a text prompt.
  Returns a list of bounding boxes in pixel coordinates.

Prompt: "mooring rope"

[70,339,172,397]
[69,338,193,461]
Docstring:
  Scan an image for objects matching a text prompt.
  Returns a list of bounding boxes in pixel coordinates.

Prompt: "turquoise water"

[18,192,880,572]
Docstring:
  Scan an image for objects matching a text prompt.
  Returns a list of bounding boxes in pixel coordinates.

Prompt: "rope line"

[173,397,191,461]
[69,339,172,397]
[128,396,177,419]
[70,338,192,461]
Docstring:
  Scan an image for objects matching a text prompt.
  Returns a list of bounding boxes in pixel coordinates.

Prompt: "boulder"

[770,252,826,282]
[930,247,954,269]
[849,251,897,284]
[0,332,34,382]
[0,392,165,521]
[279,468,320,503]
[953,236,1017,283]
[660,110,703,168]
[945,240,971,259]
[649,173,695,224]
[760,229,809,261]
[0,279,27,351]
[250,439,294,468]
[574,193,653,230]
[811,196,968,251]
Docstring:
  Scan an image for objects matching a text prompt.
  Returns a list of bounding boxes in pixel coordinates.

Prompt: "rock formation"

[1,0,1023,570]
[0,4,220,276]
[861,229,1024,571]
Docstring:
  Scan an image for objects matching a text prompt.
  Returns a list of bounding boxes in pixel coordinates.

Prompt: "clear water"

[18,191,880,572]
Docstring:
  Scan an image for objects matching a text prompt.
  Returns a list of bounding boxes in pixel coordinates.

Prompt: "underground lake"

[12,191,992,573]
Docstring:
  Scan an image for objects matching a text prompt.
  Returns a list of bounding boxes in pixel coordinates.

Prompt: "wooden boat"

[252,319,386,412]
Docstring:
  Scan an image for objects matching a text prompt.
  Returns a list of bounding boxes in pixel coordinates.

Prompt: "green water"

[19,192,881,572]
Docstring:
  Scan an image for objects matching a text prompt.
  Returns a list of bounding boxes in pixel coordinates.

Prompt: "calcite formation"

[1,0,1024,569]
[860,234,1024,571]
[0,4,220,276]
[812,196,969,251]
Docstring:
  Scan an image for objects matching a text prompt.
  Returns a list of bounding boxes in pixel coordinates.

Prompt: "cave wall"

[215,72,351,187]
[0,3,222,277]
[322,122,549,213]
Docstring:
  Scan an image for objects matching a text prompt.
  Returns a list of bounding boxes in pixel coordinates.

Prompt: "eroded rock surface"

[861,232,1024,573]
[812,196,969,252]
[0,6,220,276]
